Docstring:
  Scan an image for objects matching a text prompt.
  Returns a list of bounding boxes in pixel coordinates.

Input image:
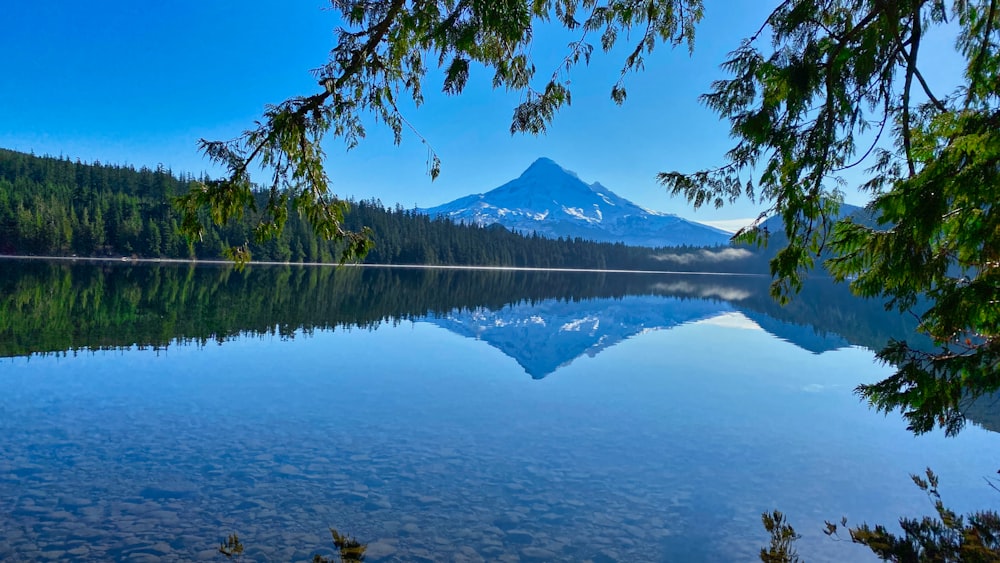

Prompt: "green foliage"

[761,471,1000,562]
[823,469,1000,562]
[830,102,1000,435]
[0,148,768,272]
[8,2,1000,558]
[1,261,922,368]
[183,0,998,436]
[656,0,1000,436]
[0,149,193,259]
[218,533,244,561]
[760,510,802,563]
[315,528,366,562]
[218,528,366,563]
[180,0,705,262]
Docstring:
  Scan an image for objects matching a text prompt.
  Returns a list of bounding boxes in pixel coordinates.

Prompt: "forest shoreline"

[0,254,768,277]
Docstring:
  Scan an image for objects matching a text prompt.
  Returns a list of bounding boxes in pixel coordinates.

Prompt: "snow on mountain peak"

[521,157,579,180]
[421,158,731,247]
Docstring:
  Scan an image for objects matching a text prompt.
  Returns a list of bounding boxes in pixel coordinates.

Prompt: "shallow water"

[1,262,997,561]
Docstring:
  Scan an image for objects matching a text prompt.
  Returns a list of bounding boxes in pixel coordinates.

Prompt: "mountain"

[739,310,850,354]
[753,201,871,248]
[0,148,760,270]
[421,158,732,247]
[427,295,733,378]
[424,292,866,379]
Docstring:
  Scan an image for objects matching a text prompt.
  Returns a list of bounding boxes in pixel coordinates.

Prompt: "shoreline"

[0,254,768,277]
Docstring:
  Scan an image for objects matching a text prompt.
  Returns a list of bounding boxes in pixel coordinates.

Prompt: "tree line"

[1,260,921,370]
[0,148,765,273]
[0,260,752,358]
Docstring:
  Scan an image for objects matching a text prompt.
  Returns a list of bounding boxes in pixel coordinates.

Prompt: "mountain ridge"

[424,294,861,379]
[421,158,732,247]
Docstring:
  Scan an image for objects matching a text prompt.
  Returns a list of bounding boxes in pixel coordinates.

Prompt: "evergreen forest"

[0,260,912,359]
[0,148,764,273]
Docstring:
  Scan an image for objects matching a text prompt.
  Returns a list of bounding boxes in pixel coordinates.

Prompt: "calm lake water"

[1,260,997,562]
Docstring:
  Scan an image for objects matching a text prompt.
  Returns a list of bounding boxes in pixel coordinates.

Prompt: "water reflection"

[1,260,997,561]
[4,260,996,435]
[9,260,994,431]
[0,260,918,361]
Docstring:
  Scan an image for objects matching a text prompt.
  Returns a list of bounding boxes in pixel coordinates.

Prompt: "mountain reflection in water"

[5,260,995,433]
[2,259,998,562]
[0,260,917,362]
[9,260,993,425]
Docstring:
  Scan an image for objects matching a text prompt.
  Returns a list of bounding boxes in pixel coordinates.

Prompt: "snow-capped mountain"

[424,292,855,379]
[420,158,731,247]
[426,295,734,378]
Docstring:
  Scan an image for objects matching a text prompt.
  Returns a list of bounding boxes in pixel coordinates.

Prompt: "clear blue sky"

[0,1,962,227]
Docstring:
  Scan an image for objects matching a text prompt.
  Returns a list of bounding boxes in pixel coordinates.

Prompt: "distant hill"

[421,158,732,247]
[750,201,874,251]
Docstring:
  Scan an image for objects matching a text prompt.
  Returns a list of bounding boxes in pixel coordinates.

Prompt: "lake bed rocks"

[0,404,693,562]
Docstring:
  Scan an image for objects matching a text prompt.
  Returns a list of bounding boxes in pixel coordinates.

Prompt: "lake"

[1,260,997,562]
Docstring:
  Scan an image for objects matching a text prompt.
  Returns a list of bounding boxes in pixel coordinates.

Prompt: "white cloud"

[650,281,753,301]
[650,247,754,265]
[697,218,759,233]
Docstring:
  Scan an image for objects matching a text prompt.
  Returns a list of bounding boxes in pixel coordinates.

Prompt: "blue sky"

[0,2,962,228]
